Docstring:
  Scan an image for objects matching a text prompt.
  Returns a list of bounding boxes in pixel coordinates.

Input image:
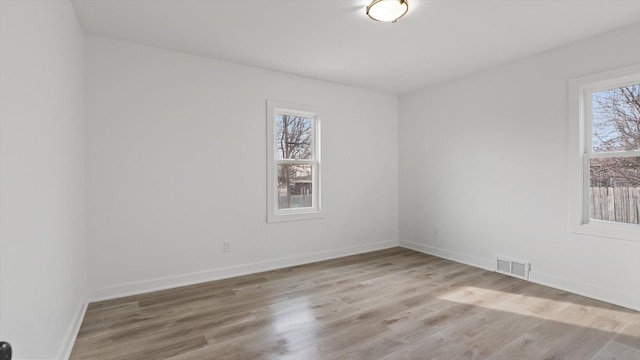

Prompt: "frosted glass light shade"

[366,0,409,23]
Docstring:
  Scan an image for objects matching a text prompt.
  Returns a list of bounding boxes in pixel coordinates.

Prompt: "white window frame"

[568,64,640,242]
[266,100,323,223]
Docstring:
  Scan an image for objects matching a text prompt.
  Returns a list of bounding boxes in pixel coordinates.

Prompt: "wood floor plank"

[70,247,640,359]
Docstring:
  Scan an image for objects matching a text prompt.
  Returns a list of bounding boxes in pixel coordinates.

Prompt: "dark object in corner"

[0,342,11,360]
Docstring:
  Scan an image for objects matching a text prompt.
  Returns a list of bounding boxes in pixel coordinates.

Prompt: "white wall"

[85,36,399,299]
[399,22,640,310]
[0,1,86,359]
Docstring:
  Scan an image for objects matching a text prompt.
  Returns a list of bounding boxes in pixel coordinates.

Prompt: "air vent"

[496,255,530,280]
[496,258,510,273]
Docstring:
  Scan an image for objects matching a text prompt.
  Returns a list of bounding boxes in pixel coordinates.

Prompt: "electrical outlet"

[223,241,231,253]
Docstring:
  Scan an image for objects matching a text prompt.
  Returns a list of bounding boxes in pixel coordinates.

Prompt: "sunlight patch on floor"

[437,285,640,337]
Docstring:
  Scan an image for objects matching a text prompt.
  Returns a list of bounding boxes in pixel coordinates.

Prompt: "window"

[569,64,640,241]
[266,100,323,222]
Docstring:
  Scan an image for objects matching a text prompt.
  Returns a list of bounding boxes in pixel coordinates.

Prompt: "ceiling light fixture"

[366,0,409,23]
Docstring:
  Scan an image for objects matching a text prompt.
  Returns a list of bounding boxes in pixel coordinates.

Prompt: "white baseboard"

[399,239,494,271]
[529,270,640,312]
[56,298,88,360]
[90,240,399,302]
[400,238,640,312]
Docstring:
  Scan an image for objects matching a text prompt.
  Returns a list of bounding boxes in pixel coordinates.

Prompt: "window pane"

[589,156,640,224]
[592,84,640,153]
[277,164,313,209]
[276,114,313,160]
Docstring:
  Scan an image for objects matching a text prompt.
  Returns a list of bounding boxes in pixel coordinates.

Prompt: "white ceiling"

[71,0,640,94]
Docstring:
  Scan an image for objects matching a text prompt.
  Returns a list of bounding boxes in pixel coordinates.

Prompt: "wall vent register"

[496,256,530,280]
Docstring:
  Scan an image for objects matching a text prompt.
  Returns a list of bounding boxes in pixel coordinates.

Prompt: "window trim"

[266,100,323,223]
[568,64,640,242]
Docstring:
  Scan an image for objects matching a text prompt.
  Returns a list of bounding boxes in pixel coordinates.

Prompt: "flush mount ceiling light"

[366,0,409,23]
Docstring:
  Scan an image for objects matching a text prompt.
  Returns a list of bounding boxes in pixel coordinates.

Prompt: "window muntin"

[267,101,322,222]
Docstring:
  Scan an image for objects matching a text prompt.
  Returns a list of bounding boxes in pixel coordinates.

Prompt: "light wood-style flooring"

[70,247,640,359]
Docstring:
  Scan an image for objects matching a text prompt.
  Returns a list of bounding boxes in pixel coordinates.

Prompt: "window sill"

[571,220,640,243]
[267,209,325,223]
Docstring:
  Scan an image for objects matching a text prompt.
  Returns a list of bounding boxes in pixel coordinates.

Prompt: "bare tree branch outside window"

[589,84,640,224]
[276,115,313,209]
[591,84,640,187]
